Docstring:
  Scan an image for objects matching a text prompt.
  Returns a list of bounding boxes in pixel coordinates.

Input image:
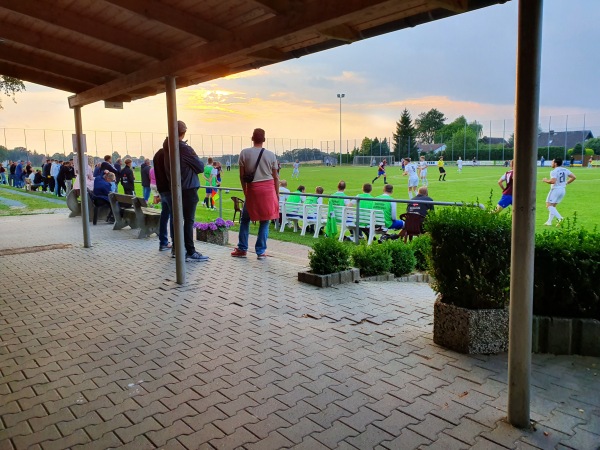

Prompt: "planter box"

[361,273,395,282]
[298,268,360,288]
[433,297,509,354]
[532,316,600,356]
[196,228,229,246]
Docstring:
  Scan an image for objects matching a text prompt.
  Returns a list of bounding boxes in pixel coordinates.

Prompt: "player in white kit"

[403,157,420,199]
[418,156,428,186]
[457,156,463,173]
[542,158,576,226]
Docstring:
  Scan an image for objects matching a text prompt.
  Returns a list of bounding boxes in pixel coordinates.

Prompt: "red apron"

[245,179,279,221]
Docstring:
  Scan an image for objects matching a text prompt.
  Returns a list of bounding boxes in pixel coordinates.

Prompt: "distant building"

[479,136,508,145]
[537,130,594,149]
[417,143,446,154]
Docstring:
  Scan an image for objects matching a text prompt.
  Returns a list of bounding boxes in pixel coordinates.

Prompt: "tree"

[393,109,418,160]
[415,108,446,144]
[507,133,515,148]
[584,138,600,155]
[360,137,373,156]
[0,76,26,109]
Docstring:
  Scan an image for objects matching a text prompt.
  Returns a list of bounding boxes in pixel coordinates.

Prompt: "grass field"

[2,164,598,245]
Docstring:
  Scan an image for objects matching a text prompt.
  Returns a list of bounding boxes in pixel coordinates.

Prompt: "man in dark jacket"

[100,155,120,185]
[407,186,434,216]
[42,159,51,192]
[163,120,207,262]
[140,158,152,202]
[120,158,135,195]
[153,148,173,251]
[57,162,69,197]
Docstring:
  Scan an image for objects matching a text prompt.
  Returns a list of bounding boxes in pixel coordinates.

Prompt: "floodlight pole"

[507,0,543,428]
[337,93,345,166]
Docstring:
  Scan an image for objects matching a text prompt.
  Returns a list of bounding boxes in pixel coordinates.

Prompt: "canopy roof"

[0,0,507,108]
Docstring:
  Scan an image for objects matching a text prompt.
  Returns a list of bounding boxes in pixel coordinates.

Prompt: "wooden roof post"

[165,76,186,284]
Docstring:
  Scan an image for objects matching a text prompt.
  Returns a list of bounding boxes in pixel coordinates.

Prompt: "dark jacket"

[42,163,51,177]
[100,161,119,182]
[162,137,204,191]
[140,163,151,187]
[407,195,434,216]
[9,164,16,175]
[153,148,170,194]
[93,165,102,177]
[120,166,134,190]
[65,166,75,181]
[93,176,112,202]
[33,173,44,184]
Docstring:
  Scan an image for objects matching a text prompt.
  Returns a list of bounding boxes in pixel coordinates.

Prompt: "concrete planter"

[360,273,395,282]
[433,297,509,354]
[196,228,229,246]
[532,316,600,356]
[298,268,360,288]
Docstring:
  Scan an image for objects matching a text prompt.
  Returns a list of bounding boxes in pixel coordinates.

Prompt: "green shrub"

[425,205,512,309]
[351,242,392,277]
[410,234,431,272]
[534,224,600,320]
[308,238,351,275]
[384,240,416,277]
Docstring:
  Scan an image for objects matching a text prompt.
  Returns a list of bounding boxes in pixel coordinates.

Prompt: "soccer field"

[201,164,600,232]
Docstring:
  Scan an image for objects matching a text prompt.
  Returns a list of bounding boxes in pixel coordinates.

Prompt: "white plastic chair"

[279,202,304,232]
[301,203,327,238]
[339,206,381,244]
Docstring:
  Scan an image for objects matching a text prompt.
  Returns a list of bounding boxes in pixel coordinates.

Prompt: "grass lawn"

[5,164,598,245]
[0,186,67,215]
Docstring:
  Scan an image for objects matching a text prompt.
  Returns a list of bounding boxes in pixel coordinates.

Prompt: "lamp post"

[337,93,345,166]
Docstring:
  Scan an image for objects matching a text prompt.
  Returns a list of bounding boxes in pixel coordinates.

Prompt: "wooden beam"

[0,0,171,60]
[104,0,230,42]
[0,61,94,93]
[0,46,113,85]
[249,0,293,15]
[69,0,400,107]
[0,22,140,74]
[318,24,361,42]
[247,47,287,62]
[428,0,468,13]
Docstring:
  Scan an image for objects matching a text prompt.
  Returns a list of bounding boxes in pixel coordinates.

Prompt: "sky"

[1,0,599,156]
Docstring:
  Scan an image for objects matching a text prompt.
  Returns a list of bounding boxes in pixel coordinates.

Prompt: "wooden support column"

[73,106,91,248]
[165,76,186,284]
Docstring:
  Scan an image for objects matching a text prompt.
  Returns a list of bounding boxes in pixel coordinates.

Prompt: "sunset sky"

[1,0,599,156]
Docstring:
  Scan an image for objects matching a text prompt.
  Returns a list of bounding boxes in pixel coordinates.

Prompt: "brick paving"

[0,213,599,449]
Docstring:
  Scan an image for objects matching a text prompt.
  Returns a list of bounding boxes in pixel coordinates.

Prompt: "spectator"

[231,128,279,260]
[149,166,159,206]
[50,160,61,195]
[31,170,44,191]
[42,159,52,192]
[15,161,23,188]
[120,158,135,195]
[140,158,152,202]
[8,161,16,186]
[163,120,208,262]
[153,146,173,251]
[305,186,324,206]
[279,180,290,202]
[100,155,120,185]
[114,158,122,176]
[93,163,102,177]
[65,159,76,195]
[407,186,434,216]
[0,163,6,185]
[93,172,116,222]
[57,161,68,197]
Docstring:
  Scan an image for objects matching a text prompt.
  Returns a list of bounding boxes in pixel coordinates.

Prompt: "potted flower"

[194,218,234,246]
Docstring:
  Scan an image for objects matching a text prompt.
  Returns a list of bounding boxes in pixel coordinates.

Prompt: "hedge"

[308,238,351,275]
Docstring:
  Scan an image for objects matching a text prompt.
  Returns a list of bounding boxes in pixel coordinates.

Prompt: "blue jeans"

[237,206,270,255]
[159,191,174,248]
[54,176,59,195]
[0,173,6,184]
[8,174,14,186]
[143,186,151,202]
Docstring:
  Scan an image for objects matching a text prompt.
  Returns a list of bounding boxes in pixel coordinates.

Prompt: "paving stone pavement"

[1,213,599,450]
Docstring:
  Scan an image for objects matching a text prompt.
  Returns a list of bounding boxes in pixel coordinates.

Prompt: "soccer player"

[437,156,446,181]
[292,159,300,179]
[496,160,514,212]
[403,157,419,199]
[457,156,463,173]
[417,155,428,186]
[543,158,576,226]
[373,184,405,241]
[372,159,387,184]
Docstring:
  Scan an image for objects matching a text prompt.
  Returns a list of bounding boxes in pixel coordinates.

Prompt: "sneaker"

[543,221,552,226]
[257,253,267,260]
[159,243,172,251]
[231,248,247,258]
[171,251,176,258]
[186,252,209,262]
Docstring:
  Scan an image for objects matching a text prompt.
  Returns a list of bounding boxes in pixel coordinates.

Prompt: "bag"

[242,148,265,183]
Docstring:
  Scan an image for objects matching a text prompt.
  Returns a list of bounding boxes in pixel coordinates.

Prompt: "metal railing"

[206,185,484,244]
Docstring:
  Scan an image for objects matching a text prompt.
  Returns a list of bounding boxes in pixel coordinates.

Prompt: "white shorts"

[546,188,565,204]
[408,177,419,188]
[420,169,428,178]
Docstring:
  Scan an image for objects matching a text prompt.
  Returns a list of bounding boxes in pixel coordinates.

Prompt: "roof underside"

[0,0,508,108]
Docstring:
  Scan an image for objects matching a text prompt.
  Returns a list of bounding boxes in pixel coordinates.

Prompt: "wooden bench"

[67,189,110,222]
[132,197,161,239]
[108,192,138,231]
